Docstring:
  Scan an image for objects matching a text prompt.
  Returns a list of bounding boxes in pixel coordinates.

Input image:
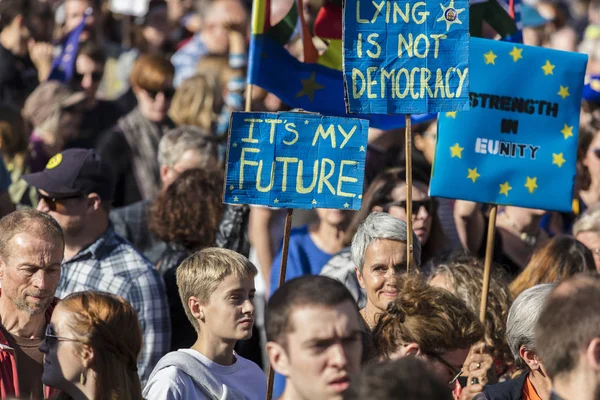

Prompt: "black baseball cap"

[23,149,115,201]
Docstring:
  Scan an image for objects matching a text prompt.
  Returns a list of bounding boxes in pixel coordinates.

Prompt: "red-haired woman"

[39,291,143,400]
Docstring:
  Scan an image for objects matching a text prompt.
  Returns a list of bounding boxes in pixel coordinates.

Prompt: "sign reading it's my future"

[224,112,369,210]
[343,0,470,114]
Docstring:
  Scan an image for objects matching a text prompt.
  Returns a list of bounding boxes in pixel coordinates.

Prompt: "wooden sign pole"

[479,205,498,322]
[405,114,414,272]
[266,208,294,400]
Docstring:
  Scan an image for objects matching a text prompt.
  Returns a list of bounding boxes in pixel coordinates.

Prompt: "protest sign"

[224,112,369,210]
[342,0,470,114]
[430,37,588,212]
[110,0,149,17]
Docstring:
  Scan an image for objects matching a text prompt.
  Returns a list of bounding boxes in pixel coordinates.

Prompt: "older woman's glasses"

[382,198,438,215]
[44,326,82,347]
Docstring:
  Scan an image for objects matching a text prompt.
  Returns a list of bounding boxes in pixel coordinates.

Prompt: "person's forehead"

[364,239,407,263]
[287,302,359,339]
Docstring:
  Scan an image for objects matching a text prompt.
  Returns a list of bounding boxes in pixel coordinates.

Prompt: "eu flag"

[248,0,410,129]
[430,38,587,212]
[48,9,91,82]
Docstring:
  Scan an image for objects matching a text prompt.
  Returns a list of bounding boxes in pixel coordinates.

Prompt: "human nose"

[415,203,429,219]
[37,198,50,212]
[328,343,348,369]
[32,270,49,291]
[242,298,254,315]
[82,74,93,90]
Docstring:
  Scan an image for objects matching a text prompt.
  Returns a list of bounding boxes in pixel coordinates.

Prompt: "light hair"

[157,126,219,168]
[506,284,556,369]
[351,212,421,272]
[510,235,595,297]
[430,255,513,367]
[58,291,143,400]
[0,209,64,262]
[176,248,257,331]
[169,74,220,131]
[573,203,600,236]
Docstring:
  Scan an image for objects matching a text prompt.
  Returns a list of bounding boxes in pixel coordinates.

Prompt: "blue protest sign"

[224,112,369,210]
[342,0,470,114]
[430,38,588,212]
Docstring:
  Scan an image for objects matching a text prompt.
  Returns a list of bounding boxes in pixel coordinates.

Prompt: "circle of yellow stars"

[453,47,574,200]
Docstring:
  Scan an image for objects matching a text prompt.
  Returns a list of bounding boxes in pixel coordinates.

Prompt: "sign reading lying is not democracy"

[343,0,470,114]
[224,112,369,210]
[430,38,588,212]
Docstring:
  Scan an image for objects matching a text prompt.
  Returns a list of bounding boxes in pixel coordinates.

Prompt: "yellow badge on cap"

[46,154,63,169]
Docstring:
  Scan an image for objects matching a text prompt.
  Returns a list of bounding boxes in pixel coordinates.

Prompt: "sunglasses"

[594,148,600,159]
[145,87,175,100]
[427,352,466,387]
[382,198,438,215]
[44,326,82,347]
[37,191,84,211]
[73,71,104,84]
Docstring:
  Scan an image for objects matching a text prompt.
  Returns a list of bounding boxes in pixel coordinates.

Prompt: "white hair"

[351,212,421,272]
[506,283,556,368]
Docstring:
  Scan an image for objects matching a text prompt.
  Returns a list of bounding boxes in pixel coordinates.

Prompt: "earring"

[80,369,87,385]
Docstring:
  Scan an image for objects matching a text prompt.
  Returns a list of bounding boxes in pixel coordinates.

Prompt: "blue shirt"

[269,225,334,295]
[269,225,335,398]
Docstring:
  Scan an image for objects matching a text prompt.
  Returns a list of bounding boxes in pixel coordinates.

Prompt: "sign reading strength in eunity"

[224,112,369,210]
[343,0,470,114]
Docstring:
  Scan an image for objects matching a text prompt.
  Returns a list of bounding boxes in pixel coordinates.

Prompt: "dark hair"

[0,0,29,32]
[510,235,596,297]
[535,273,600,379]
[344,357,452,400]
[342,166,446,263]
[374,274,484,358]
[266,276,359,346]
[0,104,29,162]
[149,168,224,251]
[77,41,107,65]
[0,209,64,261]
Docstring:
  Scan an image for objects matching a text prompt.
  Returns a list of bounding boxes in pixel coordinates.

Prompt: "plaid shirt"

[56,226,171,385]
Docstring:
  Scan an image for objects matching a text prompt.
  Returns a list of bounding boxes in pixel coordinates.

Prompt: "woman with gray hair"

[573,203,600,271]
[351,212,421,331]
[481,284,555,400]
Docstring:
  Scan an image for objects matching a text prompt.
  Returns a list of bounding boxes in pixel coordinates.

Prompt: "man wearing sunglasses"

[22,149,171,385]
[0,209,64,399]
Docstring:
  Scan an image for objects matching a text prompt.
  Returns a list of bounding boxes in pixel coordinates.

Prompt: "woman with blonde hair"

[168,74,221,132]
[39,291,143,400]
[509,235,596,297]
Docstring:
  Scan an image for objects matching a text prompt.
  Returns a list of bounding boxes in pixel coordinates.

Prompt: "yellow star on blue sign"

[437,0,465,31]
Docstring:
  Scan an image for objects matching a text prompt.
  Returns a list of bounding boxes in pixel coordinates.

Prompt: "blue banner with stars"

[224,112,369,210]
[430,38,588,212]
[342,0,470,114]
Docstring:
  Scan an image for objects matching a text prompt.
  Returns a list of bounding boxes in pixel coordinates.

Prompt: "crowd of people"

[0,0,599,399]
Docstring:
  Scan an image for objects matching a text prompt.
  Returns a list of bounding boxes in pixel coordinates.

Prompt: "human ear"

[372,205,383,213]
[414,135,425,152]
[266,341,290,377]
[520,346,542,371]
[585,337,600,372]
[189,296,205,322]
[355,266,365,289]
[87,193,102,212]
[80,345,95,368]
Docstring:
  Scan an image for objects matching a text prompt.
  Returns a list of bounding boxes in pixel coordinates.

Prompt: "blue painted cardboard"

[343,0,470,114]
[224,112,369,210]
[430,38,588,212]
